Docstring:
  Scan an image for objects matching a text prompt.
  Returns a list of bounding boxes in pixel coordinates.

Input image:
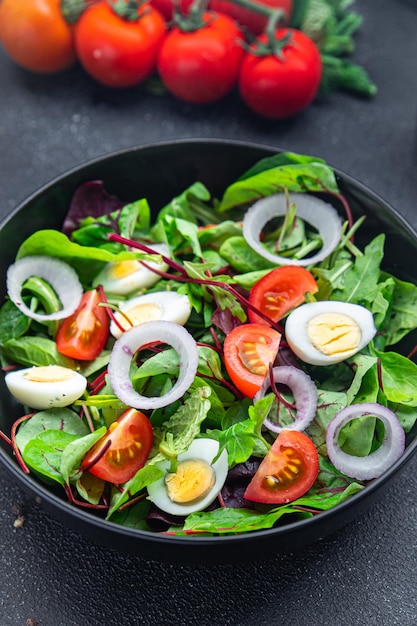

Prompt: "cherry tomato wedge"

[223,324,281,398]
[248,266,318,326]
[81,408,153,484]
[244,430,319,504]
[56,289,109,361]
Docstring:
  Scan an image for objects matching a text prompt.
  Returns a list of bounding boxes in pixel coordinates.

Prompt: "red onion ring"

[326,403,406,481]
[7,255,83,322]
[254,365,318,433]
[243,193,342,266]
[108,320,199,410]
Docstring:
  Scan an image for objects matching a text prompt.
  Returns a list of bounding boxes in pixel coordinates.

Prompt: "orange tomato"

[0,0,76,74]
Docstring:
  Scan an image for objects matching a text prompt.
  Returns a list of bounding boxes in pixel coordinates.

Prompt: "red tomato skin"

[223,323,281,398]
[244,430,319,504]
[239,28,322,119]
[249,266,319,326]
[151,0,292,34]
[56,289,110,361]
[157,13,244,104]
[0,0,76,74]
[209,0,293,35]
[74,1,167,88]
[81,409,153,484]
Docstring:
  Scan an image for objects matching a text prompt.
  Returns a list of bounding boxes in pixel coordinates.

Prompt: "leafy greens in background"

[291,0,377,97]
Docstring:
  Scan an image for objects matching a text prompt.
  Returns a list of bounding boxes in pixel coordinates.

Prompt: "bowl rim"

[0,137,416,552]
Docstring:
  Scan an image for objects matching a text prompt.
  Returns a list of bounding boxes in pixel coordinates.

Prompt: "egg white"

[147,438,229,516]
[92,243,170,296]
[5,365,87,410]
[110,291,192,339]
[285,300,376,366]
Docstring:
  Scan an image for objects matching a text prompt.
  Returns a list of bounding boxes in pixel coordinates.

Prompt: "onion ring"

[7,255,83,322]
[108,320,199,410]
[254,365,318,433]
[242,193,342,266]
[326,403,405,481]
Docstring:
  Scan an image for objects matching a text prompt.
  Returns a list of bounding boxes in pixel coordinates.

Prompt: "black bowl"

[0,139,416,564]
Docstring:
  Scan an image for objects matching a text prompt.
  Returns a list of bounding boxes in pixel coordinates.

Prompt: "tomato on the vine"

[248,266,318,326]
[82,408,153,484]
[56,289,110,361]
[157,12,245,104]
[223,323,281,398]
[151,0,292,34]
[74,0,167,88]
[239,27,322,119]
[244,430,319,504]
[0,0,76,74]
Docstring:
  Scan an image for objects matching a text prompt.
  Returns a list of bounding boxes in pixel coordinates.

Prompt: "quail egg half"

[285,300,377,365]
[147,438,229,516]
[92,243,170,296]
[5,365,87,410]
[110,291,192,339]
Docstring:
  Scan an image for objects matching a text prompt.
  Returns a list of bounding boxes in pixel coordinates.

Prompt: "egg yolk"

[116,302,163,331]
[24,365,77,383]
[108,260,140,279]
[307,312,361,356]
[165,458,216,504]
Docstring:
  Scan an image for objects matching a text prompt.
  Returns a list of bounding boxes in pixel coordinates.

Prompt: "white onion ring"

[326,403,406,481]
[108,320,199,410]
[242,193,342,266]
[7,256,83,322]
[254,365,318,433]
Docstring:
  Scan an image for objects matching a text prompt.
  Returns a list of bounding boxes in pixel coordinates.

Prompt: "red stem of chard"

[108,233,284,333]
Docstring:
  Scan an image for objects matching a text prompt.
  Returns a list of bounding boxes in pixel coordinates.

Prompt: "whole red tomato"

[238,28,322,119]
[74,1,167,88]
[157,12,244,104]
[151,0,292,34]
[0,0,76,74]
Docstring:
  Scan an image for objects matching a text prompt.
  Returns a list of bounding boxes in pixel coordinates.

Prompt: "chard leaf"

[23,429,81,484]
[0,300,31,346]
[61,426,107,484]
[76,471,105,505]
[15,230,148,284]
[198,220,242,248]
[218,161,339,212]
[377,350,417,406]
[181,505,305,534]
[219,236,276,273]
[15,408,89,454]
[108,499,151,529]
[2,336,77,369]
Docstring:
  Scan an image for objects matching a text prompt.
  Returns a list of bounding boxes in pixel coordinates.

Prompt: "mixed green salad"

[1,151,416,536]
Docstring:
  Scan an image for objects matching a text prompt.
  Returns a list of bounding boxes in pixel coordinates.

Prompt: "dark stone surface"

[0,1,416,624]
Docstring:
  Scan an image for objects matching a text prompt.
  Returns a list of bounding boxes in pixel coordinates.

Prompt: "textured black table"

[1,1,417,624]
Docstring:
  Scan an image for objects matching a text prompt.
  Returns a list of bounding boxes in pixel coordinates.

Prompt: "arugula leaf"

[380,272,417,346]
